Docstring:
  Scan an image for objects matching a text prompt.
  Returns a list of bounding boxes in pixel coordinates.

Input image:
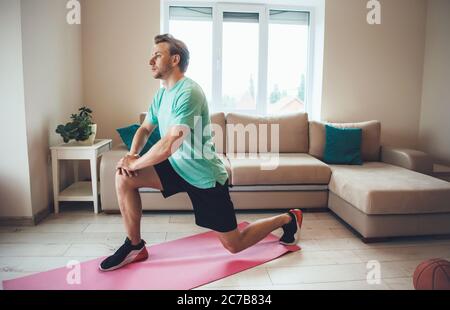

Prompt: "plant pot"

[77,124,97,146]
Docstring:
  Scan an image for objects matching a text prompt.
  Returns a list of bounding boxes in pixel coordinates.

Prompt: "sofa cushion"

[309,120,381,162]
[226,112,309,153]
[323,125,363,165]
[227,153,331,185]
[329,162,450,215]
[217,154,232,184]
[116,124,161,156]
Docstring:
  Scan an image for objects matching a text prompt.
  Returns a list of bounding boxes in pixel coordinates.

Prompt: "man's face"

[149,42,175,79]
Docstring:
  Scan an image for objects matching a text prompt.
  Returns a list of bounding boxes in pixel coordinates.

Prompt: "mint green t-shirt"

[146,77,228,189]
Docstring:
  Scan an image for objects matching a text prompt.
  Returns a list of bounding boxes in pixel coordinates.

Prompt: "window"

[163,1,312,116]
[267,10,309,115]
[222,12,260,111]
[168,7,213,103]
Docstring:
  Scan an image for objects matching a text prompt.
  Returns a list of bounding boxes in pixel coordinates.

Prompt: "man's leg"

[99,165,164,271]
[115,166,163,245]
[216,213,292,254]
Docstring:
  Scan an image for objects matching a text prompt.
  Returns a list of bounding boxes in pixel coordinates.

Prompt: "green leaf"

[56,107,94,143]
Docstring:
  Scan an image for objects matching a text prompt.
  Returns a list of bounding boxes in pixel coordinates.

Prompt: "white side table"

[50,139,112,213]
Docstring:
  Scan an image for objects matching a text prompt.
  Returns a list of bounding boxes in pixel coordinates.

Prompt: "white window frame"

[161,0,316,117]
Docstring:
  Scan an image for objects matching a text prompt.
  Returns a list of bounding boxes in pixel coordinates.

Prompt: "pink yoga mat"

[3,222,300,290]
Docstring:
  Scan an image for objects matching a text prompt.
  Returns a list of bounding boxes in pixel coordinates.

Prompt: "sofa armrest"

[100,148,128,210]
[100,149,128,180]
[380,146,433,174]
[140,112,147,124]
[112,143,128,151]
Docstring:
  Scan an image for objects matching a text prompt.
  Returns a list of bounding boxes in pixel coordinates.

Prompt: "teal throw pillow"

[116,124,161,156]
[323,124,363,165]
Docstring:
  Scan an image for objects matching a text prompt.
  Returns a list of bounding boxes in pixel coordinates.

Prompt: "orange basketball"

[413,258,450,290]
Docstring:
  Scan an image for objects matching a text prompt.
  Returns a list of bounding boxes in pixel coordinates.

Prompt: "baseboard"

[0,216,35,226]
[0,207,50,226]
[33,207,50,225]
[103,210,120,214]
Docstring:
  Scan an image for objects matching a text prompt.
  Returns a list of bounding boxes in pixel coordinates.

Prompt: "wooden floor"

[1,204,449,290]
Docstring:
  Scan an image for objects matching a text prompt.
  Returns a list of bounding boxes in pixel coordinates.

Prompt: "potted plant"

[55,107,97,145]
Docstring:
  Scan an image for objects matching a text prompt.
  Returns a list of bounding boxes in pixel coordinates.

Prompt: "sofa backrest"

[225,112,309,153]
[139,112,147,124]
[210,112,226,154]
[140,111,380,158]
[309,120,381,161]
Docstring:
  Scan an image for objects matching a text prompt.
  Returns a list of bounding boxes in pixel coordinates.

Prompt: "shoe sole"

[98,247,149,272]
[279,209,303,246]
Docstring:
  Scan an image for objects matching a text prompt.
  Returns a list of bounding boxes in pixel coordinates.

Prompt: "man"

[99,34,303,272]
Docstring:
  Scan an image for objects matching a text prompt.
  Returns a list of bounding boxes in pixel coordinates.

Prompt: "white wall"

[0,0,33,217]
[419,0,450,165]
[322,0,427,148]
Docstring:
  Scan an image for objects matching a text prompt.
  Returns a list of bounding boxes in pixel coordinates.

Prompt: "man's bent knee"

[223,243,241,254]
[218,237,242,254]
[115,170,134,191]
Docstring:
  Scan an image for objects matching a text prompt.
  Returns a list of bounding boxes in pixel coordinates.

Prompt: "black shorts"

[153,159,238,233]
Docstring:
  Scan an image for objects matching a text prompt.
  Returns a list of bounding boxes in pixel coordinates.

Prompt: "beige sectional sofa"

[100,112,450,242]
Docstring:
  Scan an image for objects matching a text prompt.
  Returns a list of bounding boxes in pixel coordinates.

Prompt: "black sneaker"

[279,209,303,245]
[99,237,148,272]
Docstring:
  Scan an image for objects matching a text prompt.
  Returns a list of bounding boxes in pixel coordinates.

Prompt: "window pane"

[169,8,213,103]
[170,7,212,21]
[269,10,309,25]
[222,13,259,111]
[267,11,309,115]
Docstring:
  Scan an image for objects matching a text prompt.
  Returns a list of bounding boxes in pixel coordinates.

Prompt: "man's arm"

[117,119,156,177]
[128,125,190,171]
[128,120,156,156]
[120,89,199,172]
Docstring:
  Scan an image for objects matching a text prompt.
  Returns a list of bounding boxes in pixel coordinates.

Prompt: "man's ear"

[171,54,181,67]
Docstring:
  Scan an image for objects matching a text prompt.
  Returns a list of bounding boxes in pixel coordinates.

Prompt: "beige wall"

[1,0,442,219]
[0,0,33,218]
[84,0,429,150]
[20,0,83,216]
[22,0,82,214]
[0,0,83,219]
[82,0,161,147]
[419,0,450,165]
[322,0,427,148]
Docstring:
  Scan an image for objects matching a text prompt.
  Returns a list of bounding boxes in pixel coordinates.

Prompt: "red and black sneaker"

[279,209,303,245]
[99,237,148,272]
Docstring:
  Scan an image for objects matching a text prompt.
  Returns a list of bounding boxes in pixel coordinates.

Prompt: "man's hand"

[116,154,140,177]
